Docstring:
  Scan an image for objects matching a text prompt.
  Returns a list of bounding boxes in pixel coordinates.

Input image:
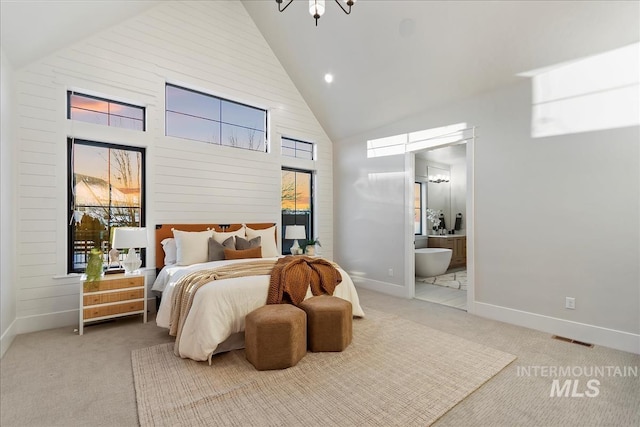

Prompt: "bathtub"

[415,248,452,277]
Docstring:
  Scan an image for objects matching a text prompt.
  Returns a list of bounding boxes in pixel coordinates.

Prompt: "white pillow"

[211,226,245,245]
[172,229,214,266]
[161,238,177,265]
[245,225,278,258]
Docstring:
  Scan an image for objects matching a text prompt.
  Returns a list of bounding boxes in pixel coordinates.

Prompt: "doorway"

[414,144,468,310]
[404,132,475,313]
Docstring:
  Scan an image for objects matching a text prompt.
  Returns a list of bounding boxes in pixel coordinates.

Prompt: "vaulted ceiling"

[2,1,638,142]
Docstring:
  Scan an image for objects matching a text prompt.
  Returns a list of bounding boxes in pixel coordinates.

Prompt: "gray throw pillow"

[235,236,261,250]
[208,236,235,261]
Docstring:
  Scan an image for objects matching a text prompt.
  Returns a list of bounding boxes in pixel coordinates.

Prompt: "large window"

[165,84,267,152]
[281,168,313,255]
[68,139,145,273]
[67,92,145,131]
[282,136,314,160]
[415,182,422,235]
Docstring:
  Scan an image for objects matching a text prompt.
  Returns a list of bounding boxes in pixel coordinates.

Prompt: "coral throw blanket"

[267,256,342,305]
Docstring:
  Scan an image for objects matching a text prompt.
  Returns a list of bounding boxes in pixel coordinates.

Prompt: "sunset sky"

[282,170,311,211]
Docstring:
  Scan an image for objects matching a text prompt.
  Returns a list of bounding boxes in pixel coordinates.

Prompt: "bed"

[152,223,365,363]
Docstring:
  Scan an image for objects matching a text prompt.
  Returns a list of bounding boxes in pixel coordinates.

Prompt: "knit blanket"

[267,256,342,305]
[169,259,277,356]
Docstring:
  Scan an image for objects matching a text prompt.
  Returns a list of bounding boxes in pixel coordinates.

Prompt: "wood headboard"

[154,223,276,271]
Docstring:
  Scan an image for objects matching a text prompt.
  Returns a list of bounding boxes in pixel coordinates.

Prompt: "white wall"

[1,47,17,357]
[335,78,639,353]
[11,1,334,336]
[334,140,409,297]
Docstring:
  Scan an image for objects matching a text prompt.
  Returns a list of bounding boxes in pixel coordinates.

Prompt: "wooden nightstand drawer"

[112,288,144,302]
[118,300,144,313]
[83,276,143,293]
[83,289,144,306]
[83,300,144,319]
[83,306,106,319]
[83,294,105,306]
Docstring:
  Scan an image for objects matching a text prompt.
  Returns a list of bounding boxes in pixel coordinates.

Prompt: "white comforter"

[154,257,365,362]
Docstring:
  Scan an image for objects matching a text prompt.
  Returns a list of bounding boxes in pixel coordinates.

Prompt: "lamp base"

[122,248,142,275]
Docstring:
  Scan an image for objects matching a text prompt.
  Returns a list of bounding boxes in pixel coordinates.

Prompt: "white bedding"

[154,257,365,362]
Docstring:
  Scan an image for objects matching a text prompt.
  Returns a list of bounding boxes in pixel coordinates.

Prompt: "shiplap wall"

[13,1,334,333]
[1,47,17,357]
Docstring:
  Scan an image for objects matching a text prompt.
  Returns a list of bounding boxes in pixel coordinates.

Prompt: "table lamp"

[285,225,306,255]
[112,227,148,275]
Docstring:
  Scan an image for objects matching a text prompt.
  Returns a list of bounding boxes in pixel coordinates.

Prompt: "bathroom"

[414,143,468,310]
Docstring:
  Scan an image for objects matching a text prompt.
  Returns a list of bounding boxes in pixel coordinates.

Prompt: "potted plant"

[303,238,321,256]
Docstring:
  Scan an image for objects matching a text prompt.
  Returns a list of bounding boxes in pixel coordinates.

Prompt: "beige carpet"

[132,309,515,426]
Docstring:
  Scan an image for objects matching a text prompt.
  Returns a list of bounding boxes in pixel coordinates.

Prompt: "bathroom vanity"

[427,235,466,269]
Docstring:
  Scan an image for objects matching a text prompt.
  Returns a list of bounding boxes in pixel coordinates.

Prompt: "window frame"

[281,167,315,255]
[281,136,314,160]
[67,138,146,274]
[67,91,146,131]
[165,83,268,152]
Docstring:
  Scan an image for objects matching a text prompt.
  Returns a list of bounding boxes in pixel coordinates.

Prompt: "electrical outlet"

[388,268,394,277]
[565,297,575,310]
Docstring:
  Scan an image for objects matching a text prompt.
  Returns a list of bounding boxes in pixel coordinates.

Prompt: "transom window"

[68,139,145,273]
[282,137,314,160]
[67,92,145,131]
[165,84,267,152]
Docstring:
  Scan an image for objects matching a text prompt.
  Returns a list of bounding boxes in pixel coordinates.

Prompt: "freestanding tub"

[415,248,452,277]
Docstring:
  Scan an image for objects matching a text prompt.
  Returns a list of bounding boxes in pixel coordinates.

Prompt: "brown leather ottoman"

[245,304,307,370]
[299,295,352,352]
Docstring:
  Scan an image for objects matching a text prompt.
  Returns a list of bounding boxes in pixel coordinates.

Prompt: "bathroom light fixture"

[428,174,450,184]
[276,0,356,27]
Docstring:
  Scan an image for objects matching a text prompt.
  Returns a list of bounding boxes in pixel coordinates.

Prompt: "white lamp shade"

[285,225,306,240]
[112,227,148,250]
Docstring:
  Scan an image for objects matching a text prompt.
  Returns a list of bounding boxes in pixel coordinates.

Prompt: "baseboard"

[472,301,640,355]
[0,319,17,359]
[14,298,157,337]
[16,309,78,335]
[351,276,407,298]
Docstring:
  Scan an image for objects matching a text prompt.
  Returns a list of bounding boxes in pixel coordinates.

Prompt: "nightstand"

[79,273,147,335]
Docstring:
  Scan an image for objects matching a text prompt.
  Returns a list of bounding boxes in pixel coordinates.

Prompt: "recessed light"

[324,73,334,83]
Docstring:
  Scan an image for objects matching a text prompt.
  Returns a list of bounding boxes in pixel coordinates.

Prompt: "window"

[415,182,422,235]
[282,137,314,160]
[67,92,145,131]
[281,168,313,255]
[165,84,267,152]
[68,139,145,273]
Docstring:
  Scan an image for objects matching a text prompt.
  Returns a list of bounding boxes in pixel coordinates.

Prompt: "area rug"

[418,269,468,290]
[132,309,515,426]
